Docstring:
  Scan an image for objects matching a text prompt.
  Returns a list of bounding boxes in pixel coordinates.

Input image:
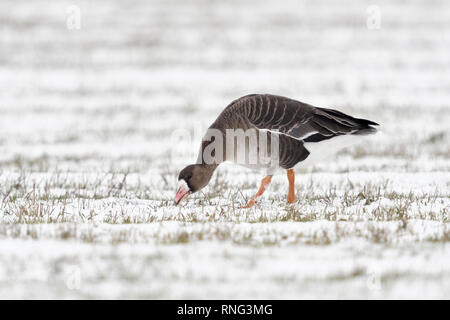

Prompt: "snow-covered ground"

[0,0,449,299]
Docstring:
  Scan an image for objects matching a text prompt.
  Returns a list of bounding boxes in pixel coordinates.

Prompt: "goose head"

[174,164,216,205]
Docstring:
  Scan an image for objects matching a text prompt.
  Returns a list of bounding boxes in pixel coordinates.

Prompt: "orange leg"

[287,169,297,204]
[242,176,272,208]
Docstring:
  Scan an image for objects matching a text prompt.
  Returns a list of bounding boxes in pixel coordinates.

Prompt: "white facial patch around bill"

[175,179,191,205]
[177,179,189,191]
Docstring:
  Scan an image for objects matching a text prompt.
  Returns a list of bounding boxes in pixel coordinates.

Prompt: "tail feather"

[318,107,379,127]
[317,107,379,134]
[303,107,379,143]
[352,126,378,135]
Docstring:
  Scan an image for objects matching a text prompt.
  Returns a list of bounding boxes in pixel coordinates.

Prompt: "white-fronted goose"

[175,94,379,207]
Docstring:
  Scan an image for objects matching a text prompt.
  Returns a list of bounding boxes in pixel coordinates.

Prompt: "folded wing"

[239,94,378,143]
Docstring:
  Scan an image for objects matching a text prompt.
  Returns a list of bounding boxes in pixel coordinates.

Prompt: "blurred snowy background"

[0,0,449,299]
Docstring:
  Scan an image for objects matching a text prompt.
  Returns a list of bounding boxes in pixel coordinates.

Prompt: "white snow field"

[0,0,449,299]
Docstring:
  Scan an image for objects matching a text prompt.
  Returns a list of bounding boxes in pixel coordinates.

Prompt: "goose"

[175,94,378,208]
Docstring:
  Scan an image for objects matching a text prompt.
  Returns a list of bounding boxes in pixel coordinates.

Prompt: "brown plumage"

[175,94,379,207]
